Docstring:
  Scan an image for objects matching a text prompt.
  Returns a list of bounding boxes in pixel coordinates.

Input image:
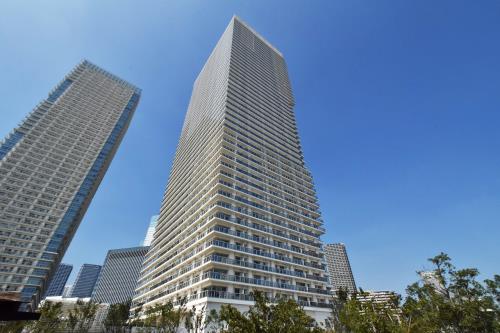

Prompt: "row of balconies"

[144,190,323,278]
[144,203,325,281]
[209,239,324,270]
[134,289,331,314]
[140,225,327,293]
[224,129,314,186]
[150,132,321,256]
[143,265,329,306]
[218,158,325,230]
[208,254,328,282]
[217,183,324,235]
[204,271,328,294]
[212,224,321,259]
[222,137,315,196]
[215,201,322,244]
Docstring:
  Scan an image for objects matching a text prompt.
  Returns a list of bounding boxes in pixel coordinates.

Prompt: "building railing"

[212,225,322,259]
[210,239,324,270]
[202,271,329,295]
[208,254,328,282]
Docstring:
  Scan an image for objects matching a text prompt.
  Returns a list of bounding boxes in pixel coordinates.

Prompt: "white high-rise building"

[0,60,140,309]
[142,215,158,246]
[133,16,330,323]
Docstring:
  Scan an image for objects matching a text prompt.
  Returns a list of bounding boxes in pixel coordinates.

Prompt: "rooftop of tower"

[232,15,284,57]
[56,59,142,94]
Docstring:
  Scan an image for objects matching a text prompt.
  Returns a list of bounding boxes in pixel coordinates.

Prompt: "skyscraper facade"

[70,264,101,298]
[324,243,357,293]
[142,215,158,246]
[0,60,140,308]
[133,17,330,322]
[43,263,72,297]
[92,246,149,304]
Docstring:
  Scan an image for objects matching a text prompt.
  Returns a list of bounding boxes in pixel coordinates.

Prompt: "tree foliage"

[216,290,321,333]
[337,292,404,333]
[402,252,499,333]
[104,299,132,333]
[27,301,65,333]
[1,253,496,333]
[0,321,26,333]
[327,252,499,333]
[141,297,188,333]
[66,299,99,333]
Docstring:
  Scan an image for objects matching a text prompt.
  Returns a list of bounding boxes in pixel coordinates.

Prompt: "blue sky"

[1,1,499,294]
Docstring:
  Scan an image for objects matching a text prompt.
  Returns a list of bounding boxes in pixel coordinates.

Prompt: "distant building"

[92,246,149,304]
[324,243,357,293]
[357,290,400,305]
[70,264,101,298]
[143,215,158,246]
[44,264,72,297]
[419,271,446,294]
[62,285,72,298]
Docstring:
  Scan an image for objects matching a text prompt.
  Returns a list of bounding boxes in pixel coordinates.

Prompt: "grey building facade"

[43,263,72,297]
[324,243,357,293]
[0,60,140,308]
[70,264,101,298]
[133,16,330,323]
[92,246,149,304]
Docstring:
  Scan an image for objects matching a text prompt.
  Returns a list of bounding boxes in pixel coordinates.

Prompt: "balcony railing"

[207,254,328,282]
[210,239,325,270]
[203,271,329,295]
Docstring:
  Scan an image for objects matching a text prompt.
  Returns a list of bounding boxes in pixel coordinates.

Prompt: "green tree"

[27,301,64,333]
[205,309,225,333]
[218,291,320,333]
[143,297,188,333]
[0,320,26,333]
[66,299,99,333]
[325,287,349,333]
[184,305,223,333]
[338,292,404,333]
[104,300,132,333]
[402,252,499,333]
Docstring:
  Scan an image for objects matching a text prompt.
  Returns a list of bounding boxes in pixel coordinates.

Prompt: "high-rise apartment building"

[43,263,72,297]
[92,246,149,304]
[0,59,140,308]
[133,16,330,323]
[324,243,357,293]
[142,215,158,246]
[70,264,101,298]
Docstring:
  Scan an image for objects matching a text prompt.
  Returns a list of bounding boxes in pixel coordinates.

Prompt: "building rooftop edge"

[232,15,284,57]
[107,246,150,254]
[80,59,142,93]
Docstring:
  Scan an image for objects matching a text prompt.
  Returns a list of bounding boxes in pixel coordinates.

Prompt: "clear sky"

[1,1,499,294]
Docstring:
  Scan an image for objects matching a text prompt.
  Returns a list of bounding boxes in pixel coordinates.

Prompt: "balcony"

[207,254,328,282]
[203,271,329,295]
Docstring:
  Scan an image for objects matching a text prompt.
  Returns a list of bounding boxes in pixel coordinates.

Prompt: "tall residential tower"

[133,17,330,322]
[324,243,357,293]
[0,61,140,308]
